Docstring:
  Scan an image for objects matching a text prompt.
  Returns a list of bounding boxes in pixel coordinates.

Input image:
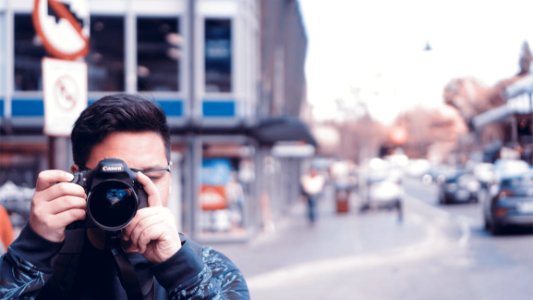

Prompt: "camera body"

[72,158,147,232]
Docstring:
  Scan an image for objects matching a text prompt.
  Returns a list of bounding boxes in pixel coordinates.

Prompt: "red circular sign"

[32,0,90,60]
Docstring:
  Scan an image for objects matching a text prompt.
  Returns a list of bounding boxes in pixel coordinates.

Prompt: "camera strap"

[108,234,149,300]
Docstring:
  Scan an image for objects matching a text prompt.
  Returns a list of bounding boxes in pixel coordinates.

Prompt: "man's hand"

[29,170,87,242]
[123,172,181,264]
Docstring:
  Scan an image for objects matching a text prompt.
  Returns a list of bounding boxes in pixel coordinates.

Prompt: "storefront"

[0,0,313,241]
[472,75,533,162]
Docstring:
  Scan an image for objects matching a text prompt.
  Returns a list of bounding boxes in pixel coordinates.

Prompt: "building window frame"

[87,14,126,92]
[202,17,235,97]
[135,16,182,93]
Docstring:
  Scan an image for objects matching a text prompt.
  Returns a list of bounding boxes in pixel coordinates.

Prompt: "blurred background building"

[0,0,315,241]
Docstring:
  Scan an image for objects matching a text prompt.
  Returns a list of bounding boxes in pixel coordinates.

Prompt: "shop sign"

[200,158,232,211]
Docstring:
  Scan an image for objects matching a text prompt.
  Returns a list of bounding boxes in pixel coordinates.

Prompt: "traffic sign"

[43,57,87,136]
[33,0,90,60]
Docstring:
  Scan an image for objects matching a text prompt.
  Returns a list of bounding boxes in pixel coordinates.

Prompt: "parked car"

[359,158,403,220]
[363,173,403,221]
[405,159,431,179]
[421,164,455,185]
[473,162,496,189]
[366,175,403,210]
[437,170,480,204]
[483,170,533,235]
[492,159,529,179]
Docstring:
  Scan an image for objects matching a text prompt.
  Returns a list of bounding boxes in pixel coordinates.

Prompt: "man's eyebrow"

[131,164,171,172]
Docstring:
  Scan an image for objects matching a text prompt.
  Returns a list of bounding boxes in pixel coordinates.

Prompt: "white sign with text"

[43,57,87,136]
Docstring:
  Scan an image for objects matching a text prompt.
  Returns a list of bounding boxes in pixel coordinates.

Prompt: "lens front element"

[87,180,138,231]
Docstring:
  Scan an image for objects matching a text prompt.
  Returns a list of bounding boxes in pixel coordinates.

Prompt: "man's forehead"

[87,131,167,168]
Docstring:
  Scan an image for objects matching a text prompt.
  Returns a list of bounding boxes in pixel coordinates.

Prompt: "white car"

[365,173,403,210]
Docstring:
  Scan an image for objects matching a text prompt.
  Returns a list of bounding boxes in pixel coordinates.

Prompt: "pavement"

[212,191,431,299]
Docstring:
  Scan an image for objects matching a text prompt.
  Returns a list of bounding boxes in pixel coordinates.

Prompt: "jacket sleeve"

[0,225,63,299]
[152,237,250,300]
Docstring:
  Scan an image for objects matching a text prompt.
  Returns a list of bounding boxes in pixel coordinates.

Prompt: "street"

[3,1,533,299]
[213,178,533,300]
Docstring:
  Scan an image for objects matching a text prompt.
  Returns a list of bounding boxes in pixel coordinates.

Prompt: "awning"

[472,93,533,129]
[252,116,317,147]
[473,75,533,129]
[168,116,317,147]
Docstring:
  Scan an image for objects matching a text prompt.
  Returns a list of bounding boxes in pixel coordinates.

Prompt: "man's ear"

[71,164,79,173]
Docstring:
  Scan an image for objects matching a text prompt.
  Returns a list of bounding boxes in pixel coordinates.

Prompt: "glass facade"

[88,16,125,91]
[1,0,282,242]
[137,17,181,92]
[12,14,126,93]
[10,14,235,96]
[204,19,232,93]
[14,14,46,91]
[198,144,254,237]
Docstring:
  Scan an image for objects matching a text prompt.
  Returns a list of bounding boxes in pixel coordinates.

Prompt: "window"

[137,18,181,92]
[204,19,232,93]
[14,14,46,91]
[88,16,124,91]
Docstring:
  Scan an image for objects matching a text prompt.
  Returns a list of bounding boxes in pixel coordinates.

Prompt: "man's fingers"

[43,182,86,202]
[136,223,164,253]
[122,207,181,262]
[130,216,163,248]
[47,195,87,215]
[32,194,86,219]
[136,172,162,207]
[123,207,161,239]
[53,209,87,228]
[35,170,75,191]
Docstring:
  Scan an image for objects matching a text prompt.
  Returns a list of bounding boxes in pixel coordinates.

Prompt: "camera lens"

[87,180,138,231]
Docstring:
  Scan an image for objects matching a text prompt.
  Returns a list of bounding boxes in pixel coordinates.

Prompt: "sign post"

[33,0,89,169]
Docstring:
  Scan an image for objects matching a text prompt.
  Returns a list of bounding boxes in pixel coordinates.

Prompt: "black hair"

[71,93,170,167]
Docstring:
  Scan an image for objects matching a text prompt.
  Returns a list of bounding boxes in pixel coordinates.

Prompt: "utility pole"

[184,0,198,237]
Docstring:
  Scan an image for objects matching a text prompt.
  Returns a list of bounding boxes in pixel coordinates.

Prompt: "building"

[473,75,533,162]
[0,0,314,241]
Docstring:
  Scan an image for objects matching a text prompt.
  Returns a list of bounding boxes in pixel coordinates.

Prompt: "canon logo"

[102,165,123,172]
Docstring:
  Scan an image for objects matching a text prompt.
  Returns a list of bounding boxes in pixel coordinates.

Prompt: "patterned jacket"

[0,225,249,299]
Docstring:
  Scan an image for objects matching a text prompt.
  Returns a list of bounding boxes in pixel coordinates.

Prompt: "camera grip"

[67,172,89,230]
[71,172,87,187]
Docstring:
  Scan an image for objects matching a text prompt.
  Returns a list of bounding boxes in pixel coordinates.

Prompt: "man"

[0,94,250,299]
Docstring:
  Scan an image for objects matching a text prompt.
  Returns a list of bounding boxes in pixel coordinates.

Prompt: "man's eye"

[146,173,164,181]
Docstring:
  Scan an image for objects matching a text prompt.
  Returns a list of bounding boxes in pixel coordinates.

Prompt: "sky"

[299,0,533,124]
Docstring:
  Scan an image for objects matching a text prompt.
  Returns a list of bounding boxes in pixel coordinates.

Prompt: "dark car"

[483,171,533,235]
[437,170,480,204]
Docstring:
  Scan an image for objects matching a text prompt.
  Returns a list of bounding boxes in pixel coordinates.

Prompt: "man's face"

[83,131,171,206]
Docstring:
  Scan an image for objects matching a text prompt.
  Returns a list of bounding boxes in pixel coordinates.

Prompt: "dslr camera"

[72,158,147,232]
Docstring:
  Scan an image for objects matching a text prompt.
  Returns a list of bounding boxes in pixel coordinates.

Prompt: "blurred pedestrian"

[0,204,14,253]
[300,167,325,225]
[226,172,245,228]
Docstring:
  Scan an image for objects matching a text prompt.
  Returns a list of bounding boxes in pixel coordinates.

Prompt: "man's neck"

[86,228,107,250]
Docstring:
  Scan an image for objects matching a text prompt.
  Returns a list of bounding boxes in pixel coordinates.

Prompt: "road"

[213,178,533,300]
